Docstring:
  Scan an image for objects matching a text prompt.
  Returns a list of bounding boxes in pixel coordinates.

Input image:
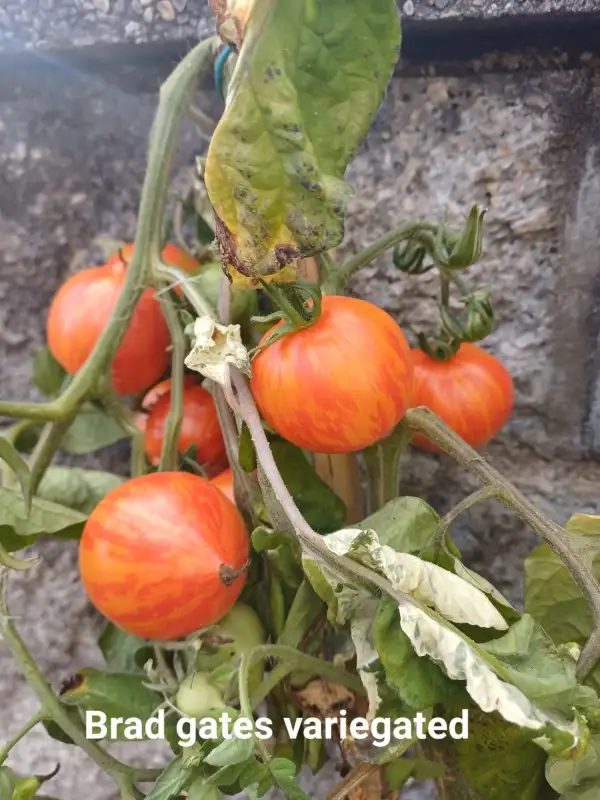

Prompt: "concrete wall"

[2,2,600,798]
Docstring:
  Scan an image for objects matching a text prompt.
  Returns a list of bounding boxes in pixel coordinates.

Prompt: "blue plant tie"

[214,45,234,98]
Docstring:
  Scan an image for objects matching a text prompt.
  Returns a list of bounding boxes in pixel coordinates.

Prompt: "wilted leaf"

[293,679,355,719]
[36,467,123,515]
[32,346,67,398]
[205,0,401,284]
[0,487,86,552]
[98,622,153,674]
[185,316,251,384]
[61,404,127,455]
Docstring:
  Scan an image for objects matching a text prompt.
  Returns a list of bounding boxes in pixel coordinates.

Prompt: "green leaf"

[145,756,198,800]
[0,487,86,552]
[205,0,401,284]
[0,438,31,513]
[42,710,81,746]
[239,422,257,473]
[268,758,311,800]
[98,622,153,674]
[374,596,458,710]
[277,579,324,649]
[187,777,223,800]
[0,766,16,800]
[36,467,123,515]
[60,668,162,737]
[384,757,444,790]
[60,404,127,455]
[358,496,440,554]
[270,440,345,533]
[204,733,255,767]
[547,734,600,797]
[32,346,67,398]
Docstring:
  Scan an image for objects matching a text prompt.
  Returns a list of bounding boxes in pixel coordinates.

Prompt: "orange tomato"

[144,382,226,472]
[410,343,514,451]
[79,472,249,640]
[210,468,235,505]
[106,242,201,275]
[141,375,197,411]
[47,261,170,396]
[250,296,413,454]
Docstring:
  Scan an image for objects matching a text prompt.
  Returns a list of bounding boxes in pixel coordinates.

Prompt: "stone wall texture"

[2,2,600,799]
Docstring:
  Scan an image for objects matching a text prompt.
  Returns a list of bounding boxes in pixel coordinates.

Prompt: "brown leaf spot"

[294,678,355,720]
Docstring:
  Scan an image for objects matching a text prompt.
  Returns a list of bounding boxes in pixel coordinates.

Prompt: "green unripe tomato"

[213,603,266,696]
[176,673,225,717]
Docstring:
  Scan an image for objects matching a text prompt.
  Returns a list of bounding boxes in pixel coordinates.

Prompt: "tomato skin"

[250,296,413,454]
[410,343,514,451]
[144,383,226,472]
[106,242,201,275]
[210,468,235,505]
[79,472,249,640]
[141,375,197,411]
[47,262,170,396]
[176,673,225,716]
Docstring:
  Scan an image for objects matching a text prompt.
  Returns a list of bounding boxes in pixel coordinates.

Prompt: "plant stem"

[362,419,412,514]
[323,764,379,800]
[157,264,215,318]
[0,709,47,764]
[405,406,600,681]
[0,573,162,788]
[28,415,76,495]
[327,221,437,291]
[156,292,185,472]
[100,385,147,478]
[435,486,501,547]
[0,541,39,571]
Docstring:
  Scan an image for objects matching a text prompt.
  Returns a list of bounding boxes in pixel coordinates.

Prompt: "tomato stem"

[362,419,412,514]
[405,406,600,682]
[0,709,47,765]
[99,383,147,477]
[155,290,185,472]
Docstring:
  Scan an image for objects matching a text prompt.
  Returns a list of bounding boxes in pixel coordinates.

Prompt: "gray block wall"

[2,2,600,798]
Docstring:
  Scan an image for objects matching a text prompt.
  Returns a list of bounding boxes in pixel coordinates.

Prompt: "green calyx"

[249,279,323,359]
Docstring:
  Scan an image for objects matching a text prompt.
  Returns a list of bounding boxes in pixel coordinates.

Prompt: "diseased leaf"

[0,438,31,513]
[0,487,86,552]
[98,622,153,674]
[60,404,127,455]
[358,496,440,554]
[270,440,346,533]
[37,467,124,515]
[205,0,401,284]
[32,345,67,398]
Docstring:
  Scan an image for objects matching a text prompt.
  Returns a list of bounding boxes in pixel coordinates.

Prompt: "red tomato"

[250,296,413,454]
[141,375,197,411]
[106,242,201,275]
[410,343,514,451]
[47,261,170,396]
[144,383,226,472]
[210,468,235,505]
[79,472,249,640]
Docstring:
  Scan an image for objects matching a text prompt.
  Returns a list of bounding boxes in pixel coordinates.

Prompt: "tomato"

[210,468,235,505]
[409,342,514,451]
[140,375,198,411]
[106,242,201,275]
[144,382,226,472]
[250,296,413,454]
[215,603,265,657]
[47,261,170,396]
[176,673,225,716]
[79,472,249,640]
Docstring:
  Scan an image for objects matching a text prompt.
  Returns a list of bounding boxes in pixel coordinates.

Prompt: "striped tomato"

[210,468,235,505]
[106,242,201,275]
[250,296,413,454]
[78,472,249,640]
[47,261,170,396]
[144,382,226,473]
[410,343,514,451]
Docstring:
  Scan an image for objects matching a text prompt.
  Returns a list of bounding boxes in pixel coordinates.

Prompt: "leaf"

[0,438,31,513]
[187,778,223,800]
[277,579,324,649]
[270,440,346,533]
[184,316,251,385]
[268,758,311,800]
[204,732,255,767]
[374,595,458,710]
[0,487,87,552]
[145,756,199,800]
[98,622,153,674]
[547,734,600,797]
[358,496,440,554]
[205,0,401,284]
[384,757,444,790]
[36,467,124,515]
[32,346,67,398]
[42,710,81,746]
[60,668,162,736]
[0,766,16,800]
[60,404,127,455]
[238,421,257,472]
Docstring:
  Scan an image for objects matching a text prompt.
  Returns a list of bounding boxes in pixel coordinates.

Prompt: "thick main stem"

[405,406,600,680]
